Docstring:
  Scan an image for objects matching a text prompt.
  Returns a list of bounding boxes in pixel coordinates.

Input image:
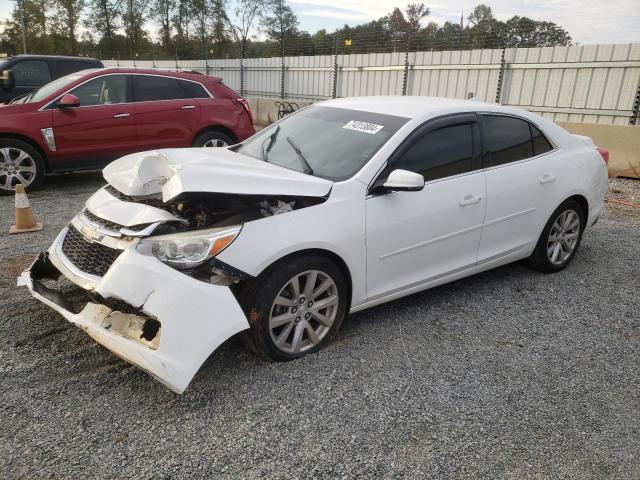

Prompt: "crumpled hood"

[103,148,333,202]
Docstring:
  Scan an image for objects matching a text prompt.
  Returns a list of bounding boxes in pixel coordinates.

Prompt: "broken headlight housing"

[136,226,241,269]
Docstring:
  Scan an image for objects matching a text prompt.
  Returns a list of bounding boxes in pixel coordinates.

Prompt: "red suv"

[0,68,255,194]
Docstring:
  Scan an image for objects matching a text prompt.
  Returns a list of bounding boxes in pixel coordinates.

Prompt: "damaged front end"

[18,149,332,393]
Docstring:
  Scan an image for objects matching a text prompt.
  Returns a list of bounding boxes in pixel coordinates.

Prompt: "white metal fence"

[105,43,640,125]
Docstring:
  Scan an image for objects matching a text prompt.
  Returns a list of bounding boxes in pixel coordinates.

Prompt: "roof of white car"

[320,96,499,118]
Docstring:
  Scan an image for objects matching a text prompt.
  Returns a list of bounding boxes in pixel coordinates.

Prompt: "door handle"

[458,195,482,207]
[181,105,196,110]
[540,174,556,184]
[113,113,130,118]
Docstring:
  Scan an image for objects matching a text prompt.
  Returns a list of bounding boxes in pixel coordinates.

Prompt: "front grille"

[61,226,122,277]
[83,209,151,233]
[83,209,123,232]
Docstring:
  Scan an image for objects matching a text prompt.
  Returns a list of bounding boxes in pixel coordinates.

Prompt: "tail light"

[597,147,609,165]
[236,98,253,123]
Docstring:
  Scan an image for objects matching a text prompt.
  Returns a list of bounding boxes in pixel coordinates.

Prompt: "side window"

[133,75,189,102]
[392,124,474,182]
[531,124,553,156]
[482,115,533,167]
[57,60,96,77]
[178,79,210,98]
[70,75,128,106]
[11,60,51,86]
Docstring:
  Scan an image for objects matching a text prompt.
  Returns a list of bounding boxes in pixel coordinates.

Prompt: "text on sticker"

[343,120,384,135]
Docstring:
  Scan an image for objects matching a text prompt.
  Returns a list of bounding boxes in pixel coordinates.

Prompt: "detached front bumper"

[18,227,250,394]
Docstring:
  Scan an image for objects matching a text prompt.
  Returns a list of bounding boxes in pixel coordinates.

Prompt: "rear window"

[133,75,189,102]
[531,124,553,156]
[482,115,534,167]
[179,80,209,98]
[57,60,99,77]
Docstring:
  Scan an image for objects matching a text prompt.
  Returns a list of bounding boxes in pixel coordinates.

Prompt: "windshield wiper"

[261,125,281,163]
[286,135,314,175]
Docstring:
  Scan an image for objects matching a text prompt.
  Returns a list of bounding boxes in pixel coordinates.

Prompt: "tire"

[524,199,586,273]
[239,255,349,362]
[0,138,46,196]
[192,130,234,148]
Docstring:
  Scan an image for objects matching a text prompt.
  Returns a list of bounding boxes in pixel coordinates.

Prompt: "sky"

[0,0,639,45]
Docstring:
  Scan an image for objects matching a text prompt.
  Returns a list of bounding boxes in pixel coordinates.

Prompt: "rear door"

[365,114,486,299]
[132,74,202,149]
[51,74,136,168]
[477,114,561,263]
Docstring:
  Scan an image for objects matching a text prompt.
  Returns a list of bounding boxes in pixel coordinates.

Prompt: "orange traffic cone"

[9,184,43,234]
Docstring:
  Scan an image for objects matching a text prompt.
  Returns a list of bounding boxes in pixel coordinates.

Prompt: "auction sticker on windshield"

[343,120,384,135]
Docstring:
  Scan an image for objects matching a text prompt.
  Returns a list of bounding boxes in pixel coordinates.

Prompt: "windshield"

[236,105,408,181]
[29,74,83,103]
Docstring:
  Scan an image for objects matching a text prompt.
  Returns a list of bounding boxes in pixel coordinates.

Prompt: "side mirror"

[382,169,425,192]
[0,70,15,91]
[57,93,80,109]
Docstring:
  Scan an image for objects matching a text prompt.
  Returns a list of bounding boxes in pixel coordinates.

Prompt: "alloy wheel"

[203,139,229,148]
[0,147,37,190]
[268,270,339,354]
[547,209,581,266]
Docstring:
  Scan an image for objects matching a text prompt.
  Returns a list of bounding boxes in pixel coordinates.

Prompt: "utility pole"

[17,0,27,54]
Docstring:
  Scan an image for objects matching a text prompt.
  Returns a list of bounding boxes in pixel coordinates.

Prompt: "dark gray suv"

[0,55,103,104]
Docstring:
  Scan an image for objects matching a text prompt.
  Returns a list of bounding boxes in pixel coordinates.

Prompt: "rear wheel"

[240,255,348,362]
[525,199,585,272]
[0,139,45,195]
[192,131,234,148]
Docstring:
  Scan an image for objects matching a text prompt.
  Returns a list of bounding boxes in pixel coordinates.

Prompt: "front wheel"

[525,199,585,272]
[240,255,349,362]
[0,139,46,195]
[192,131,234,148]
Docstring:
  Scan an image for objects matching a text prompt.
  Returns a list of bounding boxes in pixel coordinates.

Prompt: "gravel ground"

[1,174,639,479]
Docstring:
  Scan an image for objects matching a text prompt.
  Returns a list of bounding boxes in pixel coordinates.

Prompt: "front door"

[365,115,486,300]
[1,58,52,103]
[51,74,136,169]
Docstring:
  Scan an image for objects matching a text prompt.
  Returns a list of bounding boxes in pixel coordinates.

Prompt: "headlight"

[136,226,241,269]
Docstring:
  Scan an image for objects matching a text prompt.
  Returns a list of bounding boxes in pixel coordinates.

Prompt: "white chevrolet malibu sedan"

[19,96,609,393]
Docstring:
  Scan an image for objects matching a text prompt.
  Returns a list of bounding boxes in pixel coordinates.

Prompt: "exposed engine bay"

[103,184,326,235]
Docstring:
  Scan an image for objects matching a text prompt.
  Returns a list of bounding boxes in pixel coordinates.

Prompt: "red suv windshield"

[29,74,83,103]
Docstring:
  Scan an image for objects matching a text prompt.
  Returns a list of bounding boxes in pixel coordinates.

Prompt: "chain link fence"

[99,41,640,125]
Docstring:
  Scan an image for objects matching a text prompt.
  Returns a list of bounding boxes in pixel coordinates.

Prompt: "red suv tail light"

[236,98,253,123]
[597,147,609,165]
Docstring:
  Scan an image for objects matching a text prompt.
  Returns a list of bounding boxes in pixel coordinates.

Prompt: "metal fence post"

[630,77,640,125]
[280,35,286,99]
[175,46,179,70]
[240,39,245,97]
[495,47,506,104]
[402,32,411,96]
[205,44,210,75]
[332,35,339,99]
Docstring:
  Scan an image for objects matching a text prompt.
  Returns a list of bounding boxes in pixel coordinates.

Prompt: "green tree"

[122,0,147,57]
[210,0,230,56]
[260,0,298,44]
[151,0,176,48]
[54,0,85,54]
[84,0,121,50]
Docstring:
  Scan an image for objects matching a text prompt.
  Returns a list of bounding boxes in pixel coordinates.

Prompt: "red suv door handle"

[181,105,196,110]
[113,113,130,118]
